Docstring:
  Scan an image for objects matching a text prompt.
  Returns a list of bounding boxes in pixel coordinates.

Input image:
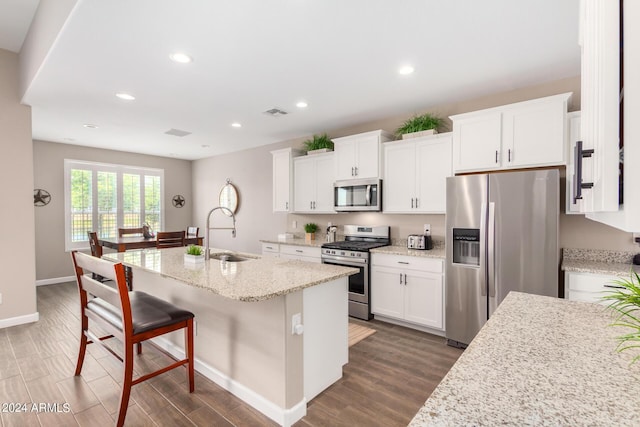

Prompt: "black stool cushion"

[87,291,194,335]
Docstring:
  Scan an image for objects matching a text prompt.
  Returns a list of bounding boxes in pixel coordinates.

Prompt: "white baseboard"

[151,336,306,427]
[0,312,39,329]
[36,276,75,286]
[372,314,446,337]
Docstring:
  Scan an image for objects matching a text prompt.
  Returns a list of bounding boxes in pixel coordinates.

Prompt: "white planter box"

[184,254,205,264]
[401,129,437,140]
[306,148,333,155]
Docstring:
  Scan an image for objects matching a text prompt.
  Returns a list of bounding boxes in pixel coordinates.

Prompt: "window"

[64,160,164,250]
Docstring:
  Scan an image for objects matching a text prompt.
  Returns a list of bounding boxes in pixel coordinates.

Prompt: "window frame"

[64,159,165,251]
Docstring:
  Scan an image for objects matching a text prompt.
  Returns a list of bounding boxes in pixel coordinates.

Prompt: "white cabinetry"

[279,245,321,263]
[564,271,621,304]
[294,153,335,214]
[450,93,572,173]
[579,0,640,232]
[371,254,444,330]
[383,133,452,213]
[333,130,393,180]
[271,148,302,212]
[261,242,280,258]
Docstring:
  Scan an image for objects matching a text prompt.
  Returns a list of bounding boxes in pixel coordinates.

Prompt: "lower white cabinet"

[261,242,280,258]
[371,254,444,330]
[564,271,621,304]
[279,244,321,263]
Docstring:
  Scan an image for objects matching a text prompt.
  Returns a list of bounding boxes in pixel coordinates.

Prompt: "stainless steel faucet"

[204,206,236,260]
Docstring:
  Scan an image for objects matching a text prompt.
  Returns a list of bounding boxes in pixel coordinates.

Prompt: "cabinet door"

[314,154,335,213]
[354,135,380,179]
[415,134,452,213]
[502,99,566,168]
[452,113,502,172]
[404,271,443,329]
[272,150,292,212]
[370,266,404,319]
[383,142,415,213]
[294,157,315,213]
[334,139,357,180]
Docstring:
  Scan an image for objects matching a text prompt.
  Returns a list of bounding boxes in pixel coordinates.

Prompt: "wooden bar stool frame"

[156,230,186,249]
[118,227,144,237]
[71,251,194,427]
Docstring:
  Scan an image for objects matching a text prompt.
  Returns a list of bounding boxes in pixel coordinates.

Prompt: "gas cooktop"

[321,240,389,252]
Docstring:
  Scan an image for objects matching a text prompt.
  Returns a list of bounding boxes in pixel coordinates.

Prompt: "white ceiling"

[10,0,580,160]
[0,0,40,52]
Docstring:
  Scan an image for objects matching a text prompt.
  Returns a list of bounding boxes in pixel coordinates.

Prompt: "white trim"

[151,336,307,427]
[0,312,39,329]
[372,314,446,337]
[36,276,76,287]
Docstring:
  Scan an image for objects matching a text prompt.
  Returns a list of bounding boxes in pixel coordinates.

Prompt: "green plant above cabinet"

[302,134,334,153]
[395,113,443,139]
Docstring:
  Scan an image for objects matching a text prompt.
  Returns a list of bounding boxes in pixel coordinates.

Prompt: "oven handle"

[321,255,367,265]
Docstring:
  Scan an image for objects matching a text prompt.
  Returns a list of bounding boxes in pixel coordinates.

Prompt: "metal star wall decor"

[34,189,52,207]
[172,195,185,208]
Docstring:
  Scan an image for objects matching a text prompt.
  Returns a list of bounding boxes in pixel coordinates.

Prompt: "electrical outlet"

[423,224,431,235]
[293,220,297,229]
[291,313,302,334]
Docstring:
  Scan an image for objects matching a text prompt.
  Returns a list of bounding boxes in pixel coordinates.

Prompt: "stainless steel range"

[321,225,390,320]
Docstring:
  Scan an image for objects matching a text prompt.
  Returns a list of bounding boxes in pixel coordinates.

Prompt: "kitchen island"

[409,292,640,426]
[103,247,358,427]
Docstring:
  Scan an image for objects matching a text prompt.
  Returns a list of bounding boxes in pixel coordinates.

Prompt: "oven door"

[321,255,368,304]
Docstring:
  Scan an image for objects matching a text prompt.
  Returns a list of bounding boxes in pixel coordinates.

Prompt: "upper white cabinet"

[383,133,452,213]
[294,152,335,214]
[450,93,572,173]
[271,148,302,212]
[333,130,393,180]
[579,0,640,232]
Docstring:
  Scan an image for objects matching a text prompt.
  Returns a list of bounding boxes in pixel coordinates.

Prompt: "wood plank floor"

[0,283,462,426]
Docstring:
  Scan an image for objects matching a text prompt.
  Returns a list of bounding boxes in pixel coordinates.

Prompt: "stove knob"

[332,250,335,255]
[357,253,361,257]
[350,252,355,257]
[340,251,345,256]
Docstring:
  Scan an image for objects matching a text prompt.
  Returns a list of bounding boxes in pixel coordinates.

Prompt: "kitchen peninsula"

[409,292,640,426]
[103,247,358,427]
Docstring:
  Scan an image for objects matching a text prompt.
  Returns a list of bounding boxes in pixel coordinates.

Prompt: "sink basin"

[209,252,253,262]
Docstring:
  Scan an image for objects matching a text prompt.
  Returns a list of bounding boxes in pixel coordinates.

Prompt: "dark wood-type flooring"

[0,282,462,426]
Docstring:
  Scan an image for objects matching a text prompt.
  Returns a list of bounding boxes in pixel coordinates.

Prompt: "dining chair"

[118,227,144,237]
[186,226,199,238]
[70,251,195,427]
[156,231,185,249]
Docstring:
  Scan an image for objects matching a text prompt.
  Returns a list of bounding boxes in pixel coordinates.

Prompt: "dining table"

[98,235,203,252]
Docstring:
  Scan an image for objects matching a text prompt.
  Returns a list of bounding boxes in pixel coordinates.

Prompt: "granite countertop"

[260,237,325,248]
[561,248,639,278]
[409,292,640,426]
[103,247,357,302]
[370,245,445,259]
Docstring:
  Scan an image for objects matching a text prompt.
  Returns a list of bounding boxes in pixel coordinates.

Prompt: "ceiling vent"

[165,128,192,137]
[263,107,289,117]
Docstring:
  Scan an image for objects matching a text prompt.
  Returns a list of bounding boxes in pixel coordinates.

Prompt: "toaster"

[407,234,433,250]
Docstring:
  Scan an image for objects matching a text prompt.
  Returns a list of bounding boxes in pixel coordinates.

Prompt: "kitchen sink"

[209,252,255,262]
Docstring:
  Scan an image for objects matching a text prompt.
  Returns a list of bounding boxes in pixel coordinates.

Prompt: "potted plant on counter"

[395,113,443,140]
[602,270,640,363]
[304,223,318,242]
[303,134,334,155]
[184,245,205,264]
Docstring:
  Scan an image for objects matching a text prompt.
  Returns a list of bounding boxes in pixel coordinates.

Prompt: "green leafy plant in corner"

[602,270,640,363]
[395,113,443,139]
[302,134,334,152]
[186,245,203,256]
[304,223,318,234]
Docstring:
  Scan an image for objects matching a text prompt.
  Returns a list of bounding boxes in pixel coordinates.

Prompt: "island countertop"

[409,292,640,426]
[103,247,358,302]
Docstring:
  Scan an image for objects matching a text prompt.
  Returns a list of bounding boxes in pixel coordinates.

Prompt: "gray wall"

[0,49,37,321]
[33,140,193,280]
[193,75,639,254]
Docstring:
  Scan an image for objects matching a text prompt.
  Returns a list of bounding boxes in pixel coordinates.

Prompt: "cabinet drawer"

[261,242,279,253]
[280,244,321,258]
[371,254,442,273]
[567,272,619,293]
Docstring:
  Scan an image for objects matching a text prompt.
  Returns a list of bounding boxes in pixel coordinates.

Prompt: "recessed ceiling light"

[398,65,415,75]
[116,92,136,101]
[83,124,99,129]
[231,122,242,128]
[170,52,193,64]
[296,101,308,108]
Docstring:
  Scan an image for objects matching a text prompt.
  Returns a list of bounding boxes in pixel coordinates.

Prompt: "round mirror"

[219,182,238,215]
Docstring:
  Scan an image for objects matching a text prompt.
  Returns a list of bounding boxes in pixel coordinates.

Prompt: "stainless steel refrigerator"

[445,169,559,348]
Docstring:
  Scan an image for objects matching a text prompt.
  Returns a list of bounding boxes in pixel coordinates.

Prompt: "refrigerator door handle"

[487,202,496,298]
[479,202,487,297]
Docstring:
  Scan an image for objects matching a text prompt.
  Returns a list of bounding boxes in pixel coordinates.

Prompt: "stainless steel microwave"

[333,178,382,212]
